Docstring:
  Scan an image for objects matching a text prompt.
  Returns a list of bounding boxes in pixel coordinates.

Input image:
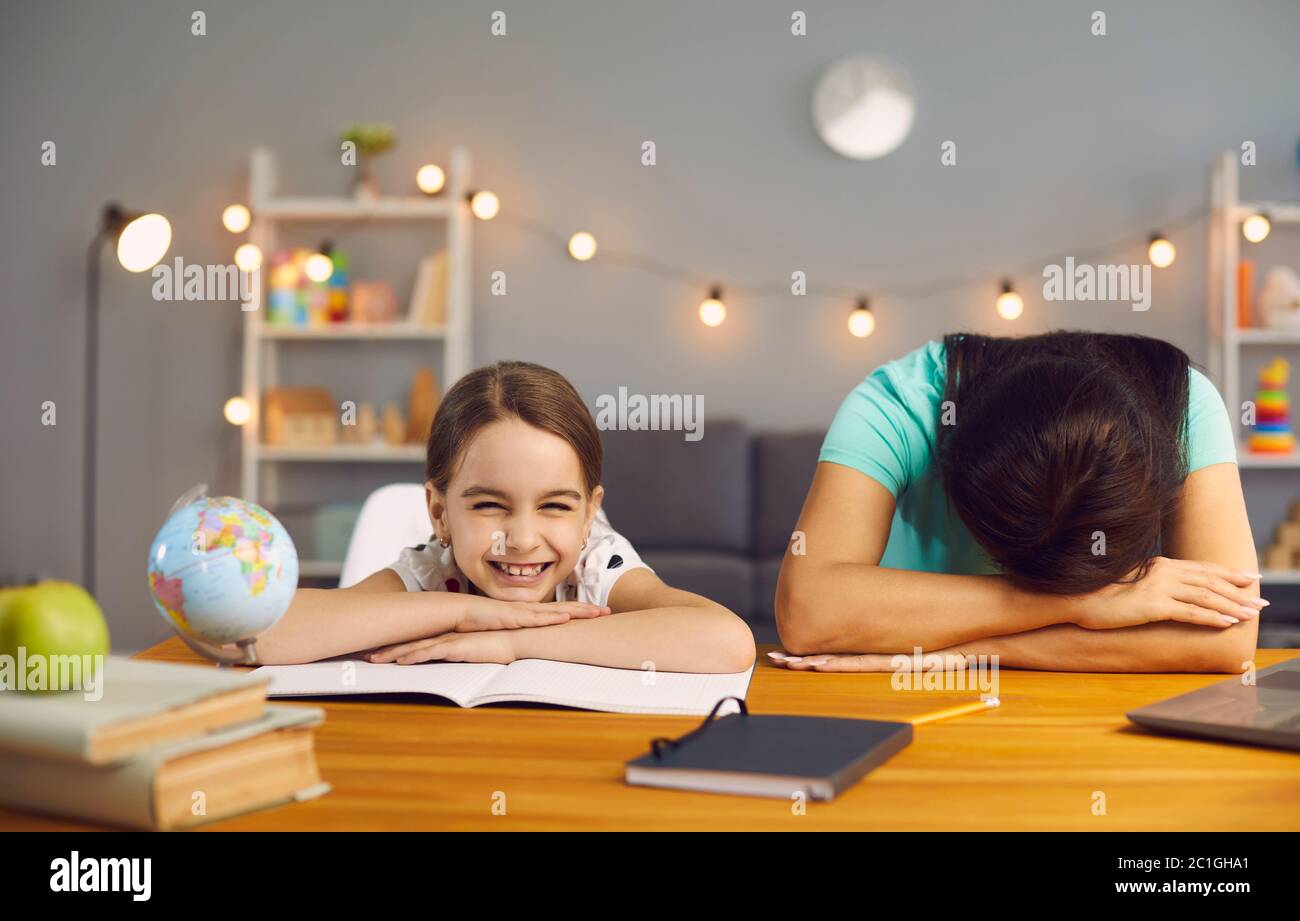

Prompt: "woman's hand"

[456,595,610,633]
[767,648,972,672]
[366,631,518,665]
[1069,557,1265,630]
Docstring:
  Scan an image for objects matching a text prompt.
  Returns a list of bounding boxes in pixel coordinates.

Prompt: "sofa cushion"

[636,550,755,626]
[753,431,823,557]
[600,421,751,553]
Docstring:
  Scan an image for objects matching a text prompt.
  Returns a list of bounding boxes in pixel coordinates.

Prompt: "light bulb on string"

[698,286,727,327]
[223,396,252,426]
[304,241,334,283]
[567,231,597,261]
[848,297,875,338]
[416,164,446,195]
[468,190,500,220]
[222,204,251,234]
[995,279,1024,320]
[234,243,263,272]
[1242,212,1271,243]
[1148,232,1176,268]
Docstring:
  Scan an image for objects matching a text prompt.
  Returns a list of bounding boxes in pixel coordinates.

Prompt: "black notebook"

[625,698,912,800]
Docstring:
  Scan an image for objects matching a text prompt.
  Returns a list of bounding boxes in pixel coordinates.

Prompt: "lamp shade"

[116,213,172,272]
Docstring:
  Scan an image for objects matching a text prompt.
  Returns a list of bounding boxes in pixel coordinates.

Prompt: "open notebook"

[250,658,755,716]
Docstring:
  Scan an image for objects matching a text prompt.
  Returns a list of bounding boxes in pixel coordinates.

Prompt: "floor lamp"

[84,204,171,593]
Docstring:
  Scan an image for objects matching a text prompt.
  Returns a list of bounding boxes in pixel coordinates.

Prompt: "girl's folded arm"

[251,568,470,665]
[508,568,756,673]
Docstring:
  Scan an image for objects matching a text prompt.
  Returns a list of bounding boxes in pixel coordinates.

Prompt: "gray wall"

[3,0,1299,651]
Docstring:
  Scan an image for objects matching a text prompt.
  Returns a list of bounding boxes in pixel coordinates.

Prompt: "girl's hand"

[366,631,518,665]
[768,649,970,673]
[456,596,610,633]
[1070,557,1265,630]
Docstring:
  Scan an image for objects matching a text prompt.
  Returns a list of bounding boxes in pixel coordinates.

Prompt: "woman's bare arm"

[775,462,1075,654]
[780,463,1261,673]
[962,463,1260,673]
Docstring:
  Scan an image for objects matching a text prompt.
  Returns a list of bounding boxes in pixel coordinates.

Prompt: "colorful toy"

[1249,357,1295,454]
[266,246,350,326]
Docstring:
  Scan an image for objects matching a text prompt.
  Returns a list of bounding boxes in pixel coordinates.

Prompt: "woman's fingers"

[1175,558,1262,588]
[1201,573,1268,614]
[1170,580,1261,622]
[1162,602,1244,629]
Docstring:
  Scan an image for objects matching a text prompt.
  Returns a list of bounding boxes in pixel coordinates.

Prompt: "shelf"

[1233,202,1300,224]
[1258,567,1300,582]
[299,559,344,579]
[257,443,426,462]
[258,322,446,340]
[1230,328,1300,345]
[1237,444,1300,469]
[256,196,453,221]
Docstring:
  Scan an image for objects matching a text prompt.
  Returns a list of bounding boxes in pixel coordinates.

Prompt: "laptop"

[1126,657,1300,751]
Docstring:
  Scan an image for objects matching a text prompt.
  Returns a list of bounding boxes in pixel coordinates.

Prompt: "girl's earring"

[439,535,451,548]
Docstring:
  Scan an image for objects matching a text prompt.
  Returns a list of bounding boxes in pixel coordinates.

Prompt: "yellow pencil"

[909,696,1000,726]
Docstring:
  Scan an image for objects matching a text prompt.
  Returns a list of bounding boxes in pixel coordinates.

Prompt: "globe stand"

[173,630,260,668]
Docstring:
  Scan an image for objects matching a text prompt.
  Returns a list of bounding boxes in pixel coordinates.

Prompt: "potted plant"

[340,122,396,201]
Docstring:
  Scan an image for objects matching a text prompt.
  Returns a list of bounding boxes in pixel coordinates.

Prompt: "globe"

[147,489,298,649]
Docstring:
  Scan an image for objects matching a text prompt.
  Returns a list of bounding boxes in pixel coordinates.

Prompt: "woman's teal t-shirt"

[818,339,1238,575]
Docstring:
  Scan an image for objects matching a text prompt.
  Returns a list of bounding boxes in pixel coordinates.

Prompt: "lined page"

[252,659,504,706]
[477,659,755,715]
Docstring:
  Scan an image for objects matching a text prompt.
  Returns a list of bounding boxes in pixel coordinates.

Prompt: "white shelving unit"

[240,146,474,579]
[1207,152,1300,584]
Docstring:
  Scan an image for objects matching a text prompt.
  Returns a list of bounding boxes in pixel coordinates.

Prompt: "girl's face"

[427,417,603,603]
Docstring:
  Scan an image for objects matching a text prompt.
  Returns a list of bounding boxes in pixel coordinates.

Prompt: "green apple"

[0,581,110,693]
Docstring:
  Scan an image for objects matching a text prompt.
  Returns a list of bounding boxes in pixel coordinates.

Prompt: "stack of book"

[0,656,328,830]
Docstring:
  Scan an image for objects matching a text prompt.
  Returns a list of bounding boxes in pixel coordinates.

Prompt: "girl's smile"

[487,559,556,586]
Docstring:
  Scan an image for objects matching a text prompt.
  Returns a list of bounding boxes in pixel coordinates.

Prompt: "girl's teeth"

[501,563,543,576]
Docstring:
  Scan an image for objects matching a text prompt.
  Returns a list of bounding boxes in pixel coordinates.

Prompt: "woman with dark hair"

[774,331,1262,673]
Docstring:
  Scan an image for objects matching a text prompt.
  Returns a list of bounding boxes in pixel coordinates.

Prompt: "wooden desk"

[3,641,1298,830]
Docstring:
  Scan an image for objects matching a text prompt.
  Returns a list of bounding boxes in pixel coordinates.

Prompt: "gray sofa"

[599,422,821,645]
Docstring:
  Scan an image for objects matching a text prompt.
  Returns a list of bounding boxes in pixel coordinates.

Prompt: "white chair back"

[338,483,432,588]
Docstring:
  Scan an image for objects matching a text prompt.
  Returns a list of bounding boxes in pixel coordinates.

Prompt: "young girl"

[774,330,1262,674]
[253,361,755,673]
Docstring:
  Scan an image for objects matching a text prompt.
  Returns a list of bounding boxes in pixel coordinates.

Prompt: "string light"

[416,164,446,195]
[698,286,727,327]
[304,251,333,283]
[1242,212,1271,243]
[995,279,1024,320]
[1147,232,1176,268]
[567,231,598,261]
[234,243,263,272]
[848,297,875,337]
[223,396,252,426]
[221,204,251,234]
[468,190,500,220]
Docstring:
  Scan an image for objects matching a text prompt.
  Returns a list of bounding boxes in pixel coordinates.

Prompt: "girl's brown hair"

[424,361,602,495]
[937,330,1192,596]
